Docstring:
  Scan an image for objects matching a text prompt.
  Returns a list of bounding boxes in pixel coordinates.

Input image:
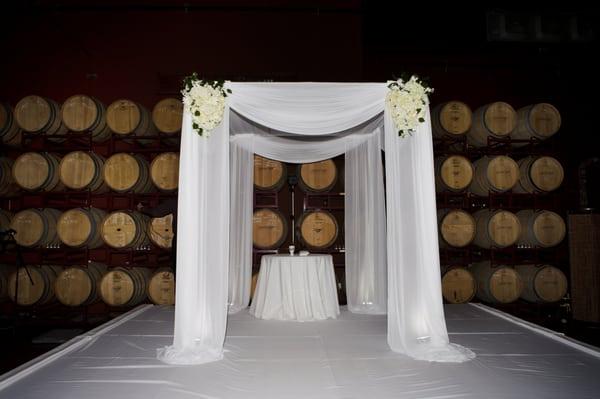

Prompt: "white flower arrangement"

[182,73,231,137]
[386,75,434,137]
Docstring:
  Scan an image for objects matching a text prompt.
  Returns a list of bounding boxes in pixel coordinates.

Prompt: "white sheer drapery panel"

[156,109,230,365]
[228,82,387,135]
[228,140,254,314]
[345,133,387,314]
[384,107,475,362]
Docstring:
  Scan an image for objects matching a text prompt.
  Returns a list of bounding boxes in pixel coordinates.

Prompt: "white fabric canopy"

[157,82,475,364]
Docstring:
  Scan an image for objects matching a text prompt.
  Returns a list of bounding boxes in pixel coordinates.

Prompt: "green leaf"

[192,123,199,129]
[195,111,200,116]
[418,117,425,123]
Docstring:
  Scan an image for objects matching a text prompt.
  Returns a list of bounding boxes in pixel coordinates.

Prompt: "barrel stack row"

[3,208,173,250]
[438,208,566,249]
[441,263,568,305]
[0,151,179,195]
[254,155,339,193]
[0,263,175,307]
[431,101,561,145]
[0,96,183,145]
[435,154,564,195]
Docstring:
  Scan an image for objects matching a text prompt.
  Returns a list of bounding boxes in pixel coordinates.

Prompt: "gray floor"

[1,304,599,398]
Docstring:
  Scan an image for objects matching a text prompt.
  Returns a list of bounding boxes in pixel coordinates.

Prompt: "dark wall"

[1,1,599,205]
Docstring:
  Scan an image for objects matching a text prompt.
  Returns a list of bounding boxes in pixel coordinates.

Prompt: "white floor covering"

[1,303,600,399]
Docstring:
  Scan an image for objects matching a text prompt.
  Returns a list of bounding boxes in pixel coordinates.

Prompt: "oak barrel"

[61,95,111,141]
[101,210,150,249]
[471,261,523,303]
[512,103,561,144]
[438,209,476,248]
[147,267,175,305]
[106,99,157,138]
[431,101,472,138]
[103,153,153,193]
[148,214,174,249]
[14,95,67,139]
[467,102,516,146]
[10,208,61,248]
[54,262,107,306]
[469,155,519,196]
[254,155,287,191]
[435,155,473,192]
[515,264,567,303]
[0,102,22,146]
[298,159,337,192]
[297,210,339,249]
[57,208,107,248]
[0,157,18,196]
[252,208,287,249]
[99,267,151,307]
[152,98,183,135]
[12,152,64,192]
[473,209,521,248]
[150,152,179,192]
[59,151,107,192]
[8,265,63,306]
[441,267,477,304]
[516,209,566,248]
[514,156,563,193]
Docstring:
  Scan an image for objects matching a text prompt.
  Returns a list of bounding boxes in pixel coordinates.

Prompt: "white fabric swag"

[157,82,475,364]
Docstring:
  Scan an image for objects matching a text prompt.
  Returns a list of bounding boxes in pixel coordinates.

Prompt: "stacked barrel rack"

[432,101,569,314]
[0,95,182,323]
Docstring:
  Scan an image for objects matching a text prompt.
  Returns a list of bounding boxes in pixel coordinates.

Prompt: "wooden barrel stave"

[107,99,157,139]
[101,210,150,249]
[150,152,179,192]
[104,153,153,193]
[147,267,175,305]
[467,102,516,147]
[517,209,566,248]
[438,209,476,248]
[0,157,19,196]
[512,103,561,145]
[8,265,63,306]
[12,152,64,192]
[469,155,519,196]
[54,262,107,306]
[57,207,107,248]
[473,209,521,248]
[435,155,473,192]
[431,101,472,138]
[441,267,477,304]
[99,267,150,307]
[152,98,183,137]
[0,102,22,146]
[61,95,111,141]
[59,151,107,192]
[297,210,339,249]
[14,95,67,140]
[298,159,337,192]
[10,208,61,248]
[515,264,567,303]
[514,156,564,193]
[471,261,523,303]
[254,155,287,191]
[148,214,174,249]
[252,208,287,249]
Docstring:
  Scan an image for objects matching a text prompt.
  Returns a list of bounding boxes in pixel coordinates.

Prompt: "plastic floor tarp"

[1,303,599,399]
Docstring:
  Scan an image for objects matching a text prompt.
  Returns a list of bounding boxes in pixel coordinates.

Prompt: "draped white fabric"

[345,132,387,314]
[159,82,475,364]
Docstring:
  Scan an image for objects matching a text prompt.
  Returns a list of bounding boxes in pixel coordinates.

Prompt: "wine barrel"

[431,101,472,138]
[0,157,19,196]
[10,208,61,248]
[441,267,477,304]
[467,102,516,147]
[435,155,473,192]
[101,210,150,249]
[58,151,107,192]
[14,95,67,139]
[57,208,107,248]
[254,155,287,191]
[8,265,62,306]
[0,102,22,146]
[514,156,564,193]
[148,214,174,249]
[103,153,153,193]
[99,267,151,307]
[106,99,157,138]
[0,265,16,301]
[515,264,567,303]
[512,103,561,144]
[297,210,339,249]
[150,152,179,192]
[471,261,523,303]
[54,262,107,306]
[152,98,183,134]
[438,209,476,248]
[147,267,175,305]
[60,95,111,141]
[469,155,519,196]
[473,209,521,248]
[298,159,337,192]
[517,209,566,248]
[252,208,287,249]
[12,152,64,192]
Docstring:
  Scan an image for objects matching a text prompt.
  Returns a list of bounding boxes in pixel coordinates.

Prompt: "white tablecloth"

[250,254,340,321]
